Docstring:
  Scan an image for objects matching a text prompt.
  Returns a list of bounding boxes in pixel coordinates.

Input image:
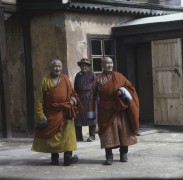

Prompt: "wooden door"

[151,38,183,126]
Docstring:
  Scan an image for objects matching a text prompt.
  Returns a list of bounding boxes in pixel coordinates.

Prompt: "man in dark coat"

[88,57,139,165]
[74,58,97,142]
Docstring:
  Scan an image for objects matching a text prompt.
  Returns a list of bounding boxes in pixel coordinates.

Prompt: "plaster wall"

[65,12,134,83]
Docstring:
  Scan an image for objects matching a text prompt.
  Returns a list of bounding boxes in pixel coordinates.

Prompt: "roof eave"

[112,20,183,36]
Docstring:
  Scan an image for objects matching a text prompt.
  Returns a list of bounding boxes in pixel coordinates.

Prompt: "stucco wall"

[65,12,134,83]
[5,17,26,132]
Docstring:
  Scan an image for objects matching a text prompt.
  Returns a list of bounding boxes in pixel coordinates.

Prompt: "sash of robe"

[98,71,139,135]
[35,74,83,139]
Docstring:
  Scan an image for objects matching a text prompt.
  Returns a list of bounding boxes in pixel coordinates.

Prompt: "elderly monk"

[88,57,139,165]
[32,58,82,166]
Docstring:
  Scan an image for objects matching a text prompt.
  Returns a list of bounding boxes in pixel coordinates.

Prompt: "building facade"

[0,0,183,137]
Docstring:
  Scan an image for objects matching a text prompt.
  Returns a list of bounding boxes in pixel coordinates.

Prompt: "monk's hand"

[36,117,48,129]
[70,96,77,105]
[116,89,122,96]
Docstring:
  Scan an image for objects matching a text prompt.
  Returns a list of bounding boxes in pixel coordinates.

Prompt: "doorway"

[135,42,154,123]
[118,42,154,124]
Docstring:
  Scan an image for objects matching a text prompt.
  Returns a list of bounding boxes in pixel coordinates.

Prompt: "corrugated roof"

[18,0,183,16]
[112,12,183,36]
[120,12,183,26]
[68,1,183,16]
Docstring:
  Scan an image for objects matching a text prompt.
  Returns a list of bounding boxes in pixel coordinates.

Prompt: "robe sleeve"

[36,78,47,122]
[124,79,140,135]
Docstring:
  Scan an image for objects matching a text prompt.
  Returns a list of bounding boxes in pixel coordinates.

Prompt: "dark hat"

[77,58,91,66]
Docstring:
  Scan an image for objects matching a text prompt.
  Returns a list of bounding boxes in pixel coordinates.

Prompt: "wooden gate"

[151,38,183,126]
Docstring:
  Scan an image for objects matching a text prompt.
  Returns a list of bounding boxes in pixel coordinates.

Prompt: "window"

[88,36,116,73]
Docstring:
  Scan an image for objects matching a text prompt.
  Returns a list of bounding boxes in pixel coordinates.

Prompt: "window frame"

[87,34,117,74]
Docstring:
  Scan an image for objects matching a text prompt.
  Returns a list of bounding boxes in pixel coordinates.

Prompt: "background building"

[0,0,183,138]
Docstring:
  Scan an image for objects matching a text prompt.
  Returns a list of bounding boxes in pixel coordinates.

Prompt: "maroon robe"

[89,71,139,148]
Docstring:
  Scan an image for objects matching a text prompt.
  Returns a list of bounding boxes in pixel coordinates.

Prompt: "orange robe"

[32,74,82,153]
[35,74,82,139]
[89,71,139,148]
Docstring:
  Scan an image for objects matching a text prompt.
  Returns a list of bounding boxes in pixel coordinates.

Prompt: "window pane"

[91,40,102,55]
[93,58,102,72]
[104,40,115,55]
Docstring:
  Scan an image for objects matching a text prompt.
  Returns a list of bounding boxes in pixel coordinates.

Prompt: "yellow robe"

[31,75,77,153]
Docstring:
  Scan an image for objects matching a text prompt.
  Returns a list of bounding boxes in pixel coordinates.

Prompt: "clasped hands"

[70,96,77,106]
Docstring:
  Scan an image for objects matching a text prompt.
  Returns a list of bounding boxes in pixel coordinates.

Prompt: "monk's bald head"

[49,59,62,68]
[101,57,113,72]
[49,59,62,78]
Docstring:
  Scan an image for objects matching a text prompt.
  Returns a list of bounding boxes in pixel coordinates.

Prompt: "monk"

[88,57,139,165]
[32,58,82,166]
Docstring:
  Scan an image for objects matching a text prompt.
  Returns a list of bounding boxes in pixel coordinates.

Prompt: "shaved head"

[49,59,62,67]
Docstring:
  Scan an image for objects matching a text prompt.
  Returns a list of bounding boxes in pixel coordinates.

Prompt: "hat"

[77,58,91,66]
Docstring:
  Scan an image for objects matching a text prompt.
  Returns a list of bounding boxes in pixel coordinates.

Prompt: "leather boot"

[51,153,59,165]
[104,154,113,165]
[120,153,128,162]
[119,146,128,162]
[64,151,78,166]
[87,125,96,142]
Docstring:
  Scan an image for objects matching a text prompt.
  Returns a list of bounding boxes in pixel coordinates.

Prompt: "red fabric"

[35,74,83,139]
[96,71,139,135]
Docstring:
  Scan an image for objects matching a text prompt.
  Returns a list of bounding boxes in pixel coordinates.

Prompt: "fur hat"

[77,58,91,66]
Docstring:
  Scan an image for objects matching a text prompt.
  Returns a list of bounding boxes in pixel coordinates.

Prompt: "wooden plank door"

[151,38,183,126]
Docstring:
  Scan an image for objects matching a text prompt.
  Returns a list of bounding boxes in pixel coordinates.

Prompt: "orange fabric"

[96,71,139,135]
[35,74,82,139]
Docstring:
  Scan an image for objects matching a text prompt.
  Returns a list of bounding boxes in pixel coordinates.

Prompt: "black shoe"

[64,155,79,166]
[51,153,59,165]
[120,153,128,162]
[104,154,113,165]
[51,159,59,165]
[87,136,95,142]
[77,137,83,142]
